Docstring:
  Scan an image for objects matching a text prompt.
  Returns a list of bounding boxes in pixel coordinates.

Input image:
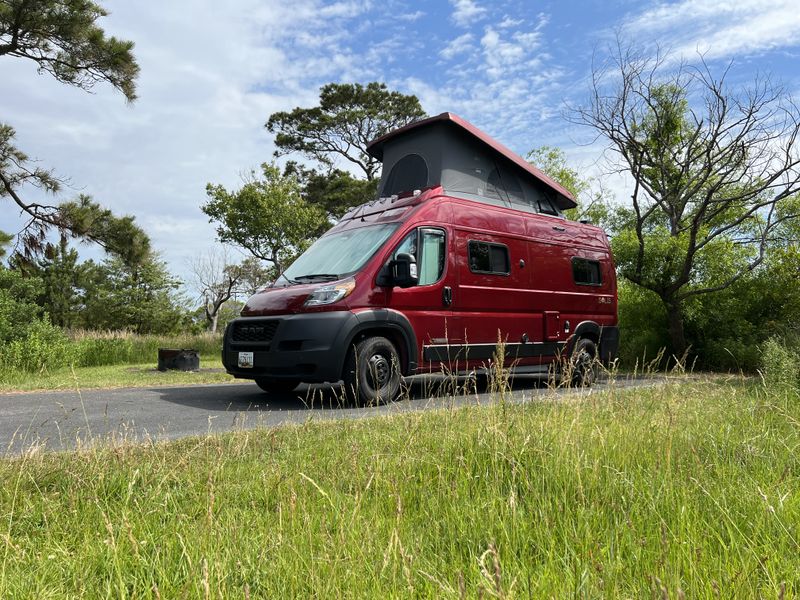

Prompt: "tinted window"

[382,154,428,197]
[468,241,510,275]
[392,228,446,286]
[538,193,559,215]
[572,258,602,285]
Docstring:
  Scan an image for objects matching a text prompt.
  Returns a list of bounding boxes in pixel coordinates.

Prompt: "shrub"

[760,336,799,391]
[0,319,74,373]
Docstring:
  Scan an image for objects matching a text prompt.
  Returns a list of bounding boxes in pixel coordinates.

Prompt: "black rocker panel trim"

[423,341,565,362]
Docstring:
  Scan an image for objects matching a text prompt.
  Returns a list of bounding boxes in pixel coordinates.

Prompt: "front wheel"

[255,377,300,393]
[342,336,401,406]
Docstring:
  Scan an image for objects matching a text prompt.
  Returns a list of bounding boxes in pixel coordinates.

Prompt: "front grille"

[231,320,279,343]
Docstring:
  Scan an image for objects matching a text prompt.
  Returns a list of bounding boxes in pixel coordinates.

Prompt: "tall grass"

[1,378,797,597]
[68,330,223,367]
[0,330,223,376]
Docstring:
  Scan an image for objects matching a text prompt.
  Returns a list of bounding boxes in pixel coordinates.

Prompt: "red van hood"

[241,283,321,316]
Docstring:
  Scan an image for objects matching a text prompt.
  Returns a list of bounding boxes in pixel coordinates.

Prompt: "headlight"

[304,278,356,306]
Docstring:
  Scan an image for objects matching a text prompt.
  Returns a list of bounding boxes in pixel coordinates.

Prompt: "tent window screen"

[486,166,525,207]
[572,258,602,285]
[538,193,559,215]
[468,241,509,275]
[383,154,428,196]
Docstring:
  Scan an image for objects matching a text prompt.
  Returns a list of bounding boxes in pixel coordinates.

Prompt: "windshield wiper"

[293,273,340,282]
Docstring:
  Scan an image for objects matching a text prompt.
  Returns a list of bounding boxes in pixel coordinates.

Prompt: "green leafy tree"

[573,45,800,353]
[32,237,83,329]
[0,264,74,372]
[526,146,609,224]
[0,0,145,264]
[0,264,44,343]
[0,229,12,260]
[79,253,189,334]
[203,163,328,275]
[0,0,139,99]
[284,161,378,223]
[266,82,426,181]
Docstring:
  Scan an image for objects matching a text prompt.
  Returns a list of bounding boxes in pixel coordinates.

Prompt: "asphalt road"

[0,375,656,455]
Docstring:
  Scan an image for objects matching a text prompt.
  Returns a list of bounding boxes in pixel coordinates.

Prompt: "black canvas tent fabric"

[367,113,576,214]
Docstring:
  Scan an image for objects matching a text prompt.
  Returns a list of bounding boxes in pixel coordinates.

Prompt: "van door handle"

[442,286,452,307]
[553,226,566,232]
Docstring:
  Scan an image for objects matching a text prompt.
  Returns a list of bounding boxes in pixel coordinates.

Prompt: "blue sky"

[3,0,800,287]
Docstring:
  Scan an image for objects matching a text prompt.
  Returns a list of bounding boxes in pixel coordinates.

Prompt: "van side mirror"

[392,253,418,288]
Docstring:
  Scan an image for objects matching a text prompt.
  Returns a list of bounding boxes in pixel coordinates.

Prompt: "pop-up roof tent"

[366,112,577,214]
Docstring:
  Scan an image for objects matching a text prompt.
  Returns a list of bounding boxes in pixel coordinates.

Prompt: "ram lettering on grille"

[232,321,278,343]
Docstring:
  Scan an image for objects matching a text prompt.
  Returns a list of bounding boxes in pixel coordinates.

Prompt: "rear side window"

[468,241,510,275]
[572,258,602,285]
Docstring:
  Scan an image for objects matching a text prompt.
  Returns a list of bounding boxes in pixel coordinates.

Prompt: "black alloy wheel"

[342,336,402,406]
[570,338,597,387]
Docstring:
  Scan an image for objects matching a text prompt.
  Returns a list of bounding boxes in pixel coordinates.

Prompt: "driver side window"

[392,228,446,285]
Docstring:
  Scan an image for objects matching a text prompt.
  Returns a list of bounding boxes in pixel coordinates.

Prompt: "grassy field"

[1,378,798,597]
[0,331,234,392]
[0,359,235,393]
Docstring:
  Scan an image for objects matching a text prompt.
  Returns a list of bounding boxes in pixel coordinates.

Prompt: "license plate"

[238,352,254,368]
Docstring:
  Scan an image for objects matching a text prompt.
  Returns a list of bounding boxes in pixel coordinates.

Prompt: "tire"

[342,336,401,406]
[570,338,597,387]
[254,377,300,393]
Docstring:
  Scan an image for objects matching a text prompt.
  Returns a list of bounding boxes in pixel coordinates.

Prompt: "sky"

[3,0,800,289]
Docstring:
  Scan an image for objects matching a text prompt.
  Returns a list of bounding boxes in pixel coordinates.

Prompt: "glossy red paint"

[242,191,618,374]
[232,113,618,384]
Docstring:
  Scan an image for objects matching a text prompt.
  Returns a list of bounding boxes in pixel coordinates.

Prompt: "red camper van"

[222,113,619,404]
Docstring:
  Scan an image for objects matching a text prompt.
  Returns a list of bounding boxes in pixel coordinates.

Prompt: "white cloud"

[440,33,475,60]
[398,10,425,21]
[0,0,384,282]
[404,12,563,155]
[0,0,573,288]
[480,26,544,80]
[318,1,373,19]
[450,0,487,27]
[621,0,800,60]
[498,16,523,29]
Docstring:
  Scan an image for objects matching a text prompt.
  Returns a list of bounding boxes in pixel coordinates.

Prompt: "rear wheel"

[570,338,597,387]
[342,336,401,406]
[254,377,300,393]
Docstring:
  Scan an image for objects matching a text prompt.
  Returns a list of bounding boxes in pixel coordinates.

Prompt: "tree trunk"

[665,300,687,356]
[208,312,219,334]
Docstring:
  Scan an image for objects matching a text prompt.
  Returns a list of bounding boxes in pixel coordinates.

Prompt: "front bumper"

[223,312,354,383]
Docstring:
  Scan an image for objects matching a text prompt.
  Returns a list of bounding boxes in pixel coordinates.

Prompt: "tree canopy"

[0,0,145,265]
[573,44,800,352]
[203,163,328,275]
[79,253,188,334]
[0,0,139,100]
[266,82,426,181]
[283,161,378,223]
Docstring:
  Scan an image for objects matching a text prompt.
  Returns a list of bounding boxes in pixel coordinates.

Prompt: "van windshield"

[278,223,399,284]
